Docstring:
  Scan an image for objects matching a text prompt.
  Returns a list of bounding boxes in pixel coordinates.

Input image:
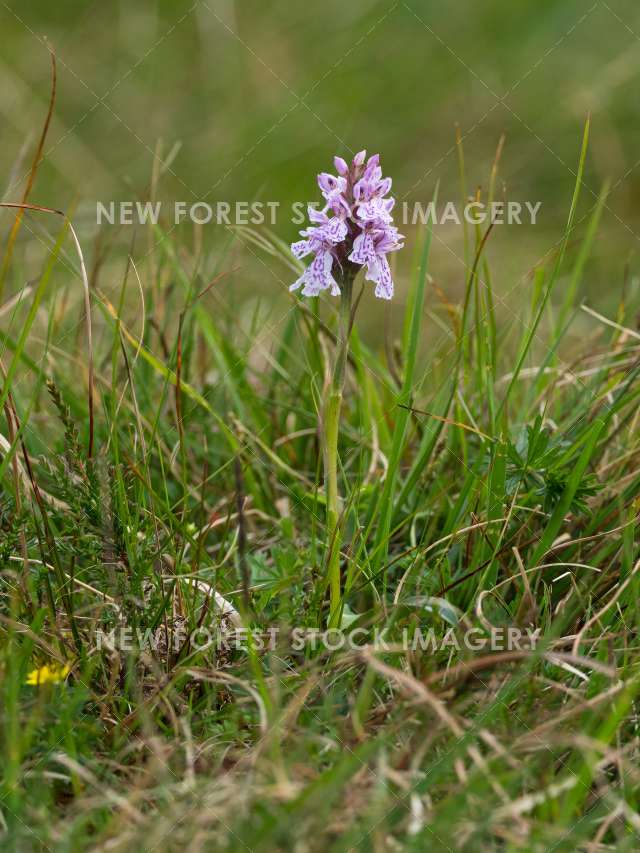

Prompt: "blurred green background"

[1,0,639,345]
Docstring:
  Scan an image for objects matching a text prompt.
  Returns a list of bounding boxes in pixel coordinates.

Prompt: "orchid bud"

[334,156,349,176]
[353,150,367,167]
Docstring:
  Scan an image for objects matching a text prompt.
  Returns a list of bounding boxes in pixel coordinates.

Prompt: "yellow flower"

[25,662,71,686]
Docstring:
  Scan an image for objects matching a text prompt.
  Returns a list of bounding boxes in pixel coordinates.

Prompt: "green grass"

[3,0,640,311]
[1,113,640,852]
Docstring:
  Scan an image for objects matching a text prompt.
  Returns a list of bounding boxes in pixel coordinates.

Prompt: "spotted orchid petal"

[291,151,401,300]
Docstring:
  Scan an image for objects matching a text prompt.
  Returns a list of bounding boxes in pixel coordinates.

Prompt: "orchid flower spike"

[290,152,404,300]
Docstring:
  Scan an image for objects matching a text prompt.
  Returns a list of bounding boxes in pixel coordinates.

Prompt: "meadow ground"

[2,2,640,851]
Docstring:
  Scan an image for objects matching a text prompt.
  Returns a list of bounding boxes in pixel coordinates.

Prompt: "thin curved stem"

[0,202,94,459]
[324,269,355,627]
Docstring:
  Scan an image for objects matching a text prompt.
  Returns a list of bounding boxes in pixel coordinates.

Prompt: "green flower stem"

[324,269,355,628]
